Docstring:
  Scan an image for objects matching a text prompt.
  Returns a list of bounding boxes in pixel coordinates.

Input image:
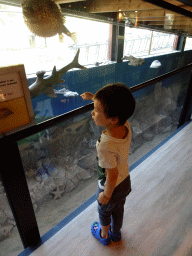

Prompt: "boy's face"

[92,99,114,127]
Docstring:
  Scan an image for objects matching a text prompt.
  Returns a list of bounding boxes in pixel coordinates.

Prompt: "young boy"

[80,83,135,246]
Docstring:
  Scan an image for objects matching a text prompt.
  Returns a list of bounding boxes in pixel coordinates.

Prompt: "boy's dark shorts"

[96,175,132,212]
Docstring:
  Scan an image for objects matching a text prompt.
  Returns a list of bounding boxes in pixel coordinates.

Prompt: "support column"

[0,142,40,248]
[109,24,118,61]
[109,22,125,63]
[117,24,125,63]
[175,36,186,51]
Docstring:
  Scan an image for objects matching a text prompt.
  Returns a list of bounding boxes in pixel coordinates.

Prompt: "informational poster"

[0,64,35,135]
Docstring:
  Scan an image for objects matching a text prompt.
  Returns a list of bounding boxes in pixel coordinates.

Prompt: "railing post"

[0,142,41,248]
[86,44,89,64]
[148,31,153,55]
[178,70,192,127]
[96,43,100,63]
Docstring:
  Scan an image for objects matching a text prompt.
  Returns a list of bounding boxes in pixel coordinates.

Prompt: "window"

[184,37,192,51]
[0,4,110,75]
[124,27,151,57]
[124,27,177,57]
[150,31,176,55]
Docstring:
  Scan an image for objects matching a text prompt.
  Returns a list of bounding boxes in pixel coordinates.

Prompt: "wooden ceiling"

[56,0,192,37]
[1,0,192,36]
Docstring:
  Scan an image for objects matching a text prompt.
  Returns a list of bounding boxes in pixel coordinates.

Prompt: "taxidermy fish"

[54,88,79,97]
[29,49,86,98]
[122,55,145,66]
[21,0,77,43]
[150,60,162,68]
[0,108,13,119]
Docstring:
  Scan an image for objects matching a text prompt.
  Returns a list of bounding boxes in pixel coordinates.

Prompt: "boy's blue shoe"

[109,227,121,241]
[91,222,111,246]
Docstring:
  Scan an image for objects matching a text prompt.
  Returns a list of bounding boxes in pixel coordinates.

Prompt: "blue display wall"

[27,50,192,123]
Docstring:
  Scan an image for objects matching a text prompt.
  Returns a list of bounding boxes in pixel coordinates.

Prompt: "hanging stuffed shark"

[122,55,145,66]
[29,49,86,98]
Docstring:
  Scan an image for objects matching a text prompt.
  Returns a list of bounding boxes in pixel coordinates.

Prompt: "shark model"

[29,49,86,98]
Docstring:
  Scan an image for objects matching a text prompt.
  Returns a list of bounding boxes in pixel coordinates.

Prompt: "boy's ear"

[110,116,119,125]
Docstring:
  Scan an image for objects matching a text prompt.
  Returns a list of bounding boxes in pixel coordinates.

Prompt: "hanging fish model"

[21,0,77,43]
[122,55,145,66]
[29,49,86,98]
[0,108,13,119]
[150,60,162,68]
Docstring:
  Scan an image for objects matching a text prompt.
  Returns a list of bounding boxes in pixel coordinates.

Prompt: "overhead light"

[135,11,138,27]
[119,12,123,20]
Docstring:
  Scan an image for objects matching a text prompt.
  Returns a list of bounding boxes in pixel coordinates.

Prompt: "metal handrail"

[124,33,175,56]
[1,63,192,146]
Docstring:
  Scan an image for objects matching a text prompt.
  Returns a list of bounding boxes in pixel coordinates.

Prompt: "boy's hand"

[98,192,110,205]
[80,92,94,101]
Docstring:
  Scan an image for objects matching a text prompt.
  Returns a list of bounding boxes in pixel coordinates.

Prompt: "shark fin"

[52,66,57,75]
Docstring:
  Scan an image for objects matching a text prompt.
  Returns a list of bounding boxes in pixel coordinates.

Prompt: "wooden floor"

[30,122,192,256]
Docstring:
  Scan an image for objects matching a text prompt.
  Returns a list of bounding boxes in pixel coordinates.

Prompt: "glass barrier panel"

[0,183,23,256]
[128,68,190,166]
[18,110,100,236]
[28,51,192,125]
[29,63,116,124]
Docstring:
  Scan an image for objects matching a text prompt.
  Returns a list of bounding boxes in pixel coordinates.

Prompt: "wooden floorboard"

[31,122,192,256]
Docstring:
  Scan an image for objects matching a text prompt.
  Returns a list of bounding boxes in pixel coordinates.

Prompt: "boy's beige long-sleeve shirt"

[96,121,131,189]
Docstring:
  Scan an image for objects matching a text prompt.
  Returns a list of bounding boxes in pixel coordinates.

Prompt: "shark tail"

[71,49,87,70]
[57,49,87,79]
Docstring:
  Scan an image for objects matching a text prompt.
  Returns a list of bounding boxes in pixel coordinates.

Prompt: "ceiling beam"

[176,0,192,8]
[136,19,191,24]
[125,11,192,22]
[138,24,192,35]
[56,0,86,3]
[86,0,162,13]
[159,1,192,12]
[165,0,187,7]
[123,9,192,24]
[143,0,192,18]
[130,16,191,26]
[132,15,190,21]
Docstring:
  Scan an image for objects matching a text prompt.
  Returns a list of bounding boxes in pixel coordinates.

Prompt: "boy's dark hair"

[93,83,135,126]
